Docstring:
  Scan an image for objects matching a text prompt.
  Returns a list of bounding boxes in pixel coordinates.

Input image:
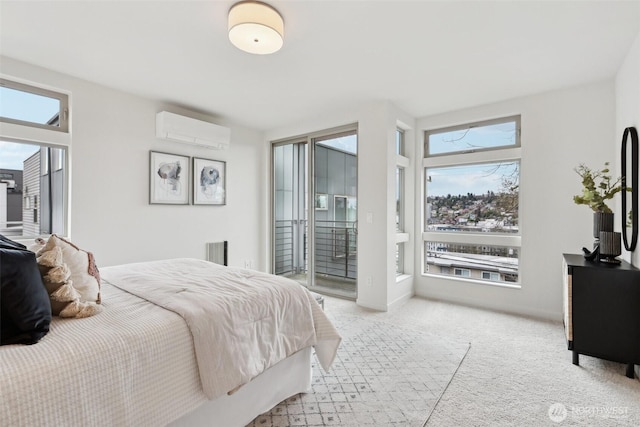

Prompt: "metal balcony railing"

[274,219,357,280]
[0,221,23,237]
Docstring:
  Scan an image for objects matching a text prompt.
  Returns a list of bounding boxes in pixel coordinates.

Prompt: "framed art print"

[193,157,226,205]
[149,151,190,204]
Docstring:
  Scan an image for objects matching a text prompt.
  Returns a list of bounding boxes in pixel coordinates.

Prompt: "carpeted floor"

[250,295,640,426]
[328,295,640,427]
[247,313,469,426]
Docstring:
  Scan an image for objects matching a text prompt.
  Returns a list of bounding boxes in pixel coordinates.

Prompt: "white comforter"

[0,258,340,426]
[102,258,340,400]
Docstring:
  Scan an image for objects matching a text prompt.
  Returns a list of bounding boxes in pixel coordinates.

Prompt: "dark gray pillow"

[1,234,52,345]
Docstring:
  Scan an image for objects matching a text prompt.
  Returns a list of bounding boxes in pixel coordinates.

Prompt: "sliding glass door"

[272,128,357,298]
[273,142,308,281]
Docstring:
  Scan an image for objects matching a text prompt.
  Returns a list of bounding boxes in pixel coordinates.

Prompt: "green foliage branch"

[573,162,629,214]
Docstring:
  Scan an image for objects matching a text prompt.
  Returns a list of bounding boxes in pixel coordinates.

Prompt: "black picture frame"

[192,157,226,205]
[149,151,190,205]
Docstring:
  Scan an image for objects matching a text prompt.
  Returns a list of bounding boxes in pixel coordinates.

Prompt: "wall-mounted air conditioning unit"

[156,111,231,149]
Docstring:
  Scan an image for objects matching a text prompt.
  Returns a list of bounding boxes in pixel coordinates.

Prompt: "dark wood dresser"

[562,254,640,378]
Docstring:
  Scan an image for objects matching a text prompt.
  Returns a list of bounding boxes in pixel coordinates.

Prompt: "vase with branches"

[573,162,630,259]
[573,162,624,213]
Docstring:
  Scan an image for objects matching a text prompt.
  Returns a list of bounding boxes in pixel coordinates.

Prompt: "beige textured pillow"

[37,235,101,304]
[36,246,102,318]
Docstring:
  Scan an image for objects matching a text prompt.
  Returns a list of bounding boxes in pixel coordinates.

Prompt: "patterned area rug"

[247,314,470,427]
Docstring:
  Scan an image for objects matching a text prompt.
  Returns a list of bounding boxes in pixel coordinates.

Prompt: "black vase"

[593,212,614,248]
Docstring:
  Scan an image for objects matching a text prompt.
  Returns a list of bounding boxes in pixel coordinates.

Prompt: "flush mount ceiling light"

[228,1,284,55]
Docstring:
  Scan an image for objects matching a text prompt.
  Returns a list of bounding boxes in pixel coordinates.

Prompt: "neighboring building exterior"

[273,143,357,280]
[0,168,23,235]
[426,251,518,283]
[314,144,357,280]
[22,152,41,237]
[21,147,66,237]
[0,182,6,231]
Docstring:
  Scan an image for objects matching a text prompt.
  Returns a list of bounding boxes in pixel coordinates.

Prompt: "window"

[425,161,519,234]
[396,127,409,276]
[43,148,49,175]
[396,166,404,232]
[54,149,64,171]
[423,116,521,285]
[426,116,519,156]
[454,268,470,277]
[395,243,404,276]
[482,271,500,281]
[396,127,405,156]
[1,141,67,238]
[0,79,69,132]
[0,79,69,239]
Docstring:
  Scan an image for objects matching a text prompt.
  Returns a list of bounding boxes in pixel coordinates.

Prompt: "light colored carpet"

[247,312,469,426]
[250,295,640,426]
[325,295,640,427]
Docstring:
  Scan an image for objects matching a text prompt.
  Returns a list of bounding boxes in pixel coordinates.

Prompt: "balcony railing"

[0,221,23,237]
[275,219,357,280]
[274,219,297,275]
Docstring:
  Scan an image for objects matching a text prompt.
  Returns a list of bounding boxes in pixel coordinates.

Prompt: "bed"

[0,257,341,427]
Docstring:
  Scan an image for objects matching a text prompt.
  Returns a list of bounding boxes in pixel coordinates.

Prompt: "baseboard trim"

[387,291,413,311]
[356,298,387,312]
[414,288,560,322]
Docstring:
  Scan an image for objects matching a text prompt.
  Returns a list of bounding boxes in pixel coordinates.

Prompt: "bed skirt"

[169,347,313,427]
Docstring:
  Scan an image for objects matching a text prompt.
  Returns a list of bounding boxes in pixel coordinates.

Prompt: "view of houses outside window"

[0,80,68,238]
[424,117,521,284]
[0,141,66,238]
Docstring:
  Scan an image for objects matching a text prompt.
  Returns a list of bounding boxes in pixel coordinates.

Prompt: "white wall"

[615,30,640,268]
[415,81,616,320]
[2,55,627,322]
[613,30,640,383]
[1,57,267,270]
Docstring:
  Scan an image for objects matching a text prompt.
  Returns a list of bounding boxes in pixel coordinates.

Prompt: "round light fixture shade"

[228,1,284,55]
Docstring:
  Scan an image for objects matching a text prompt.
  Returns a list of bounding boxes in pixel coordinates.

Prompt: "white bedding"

[0,258,341,426]
[103,258,340,400]
[0,278,204,426]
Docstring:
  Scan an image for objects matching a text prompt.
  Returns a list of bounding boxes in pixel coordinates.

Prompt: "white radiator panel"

[206,241,227,266]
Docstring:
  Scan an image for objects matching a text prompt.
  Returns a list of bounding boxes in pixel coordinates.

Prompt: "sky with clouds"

[0,141,40,170]
[427,161,518,197]
[0,86,59,170]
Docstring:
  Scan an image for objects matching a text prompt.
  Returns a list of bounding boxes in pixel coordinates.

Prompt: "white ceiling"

[1,1,639,131]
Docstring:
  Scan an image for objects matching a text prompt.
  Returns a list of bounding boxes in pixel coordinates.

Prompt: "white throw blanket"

[103,258,341,400]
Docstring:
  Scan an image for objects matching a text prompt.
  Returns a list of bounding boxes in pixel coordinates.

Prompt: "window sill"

[422,273,521,290]
[396,273,412,284]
